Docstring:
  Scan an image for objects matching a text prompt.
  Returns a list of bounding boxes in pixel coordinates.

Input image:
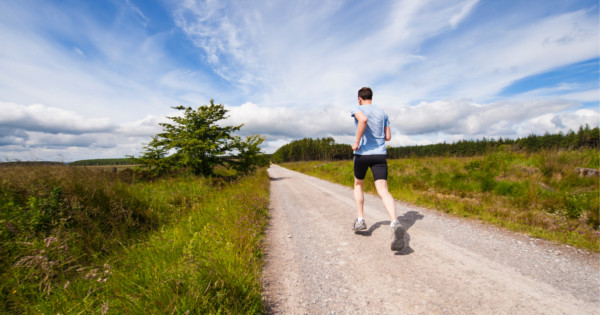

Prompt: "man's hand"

[352,141,360,151]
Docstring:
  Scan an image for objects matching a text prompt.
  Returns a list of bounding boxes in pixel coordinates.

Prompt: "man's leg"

[354,178,365,218]
[374,179,397,222]
[376,179,405,251]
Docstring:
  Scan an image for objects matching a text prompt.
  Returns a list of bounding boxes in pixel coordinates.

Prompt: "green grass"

[1,164,269,314]
[282,149,599,251]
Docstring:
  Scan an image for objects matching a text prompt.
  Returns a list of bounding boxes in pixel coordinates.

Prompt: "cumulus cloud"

[0,128,28,146]
[115,114,170,137]
[225,102,350,139]
[24,132,111,148]
[0,101,162,160]
[225,98,599,153]
[390,98,588,137]
[0,102,114,135]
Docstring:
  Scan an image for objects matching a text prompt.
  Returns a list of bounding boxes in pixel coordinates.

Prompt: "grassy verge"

[1,165,269,313]
[283,149,599,251]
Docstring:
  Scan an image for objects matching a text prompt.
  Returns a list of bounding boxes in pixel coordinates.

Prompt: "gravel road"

[261,164,599,314]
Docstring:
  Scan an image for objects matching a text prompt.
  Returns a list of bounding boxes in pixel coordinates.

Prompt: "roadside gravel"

[261,165,599,314]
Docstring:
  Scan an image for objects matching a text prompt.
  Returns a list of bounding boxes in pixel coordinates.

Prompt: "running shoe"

[390,220,405,251]
[353,218,367,231]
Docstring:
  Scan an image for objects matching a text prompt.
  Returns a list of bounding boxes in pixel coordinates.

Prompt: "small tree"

[133,100,265,176]
[232,134,269,174]
[133,135,171,176]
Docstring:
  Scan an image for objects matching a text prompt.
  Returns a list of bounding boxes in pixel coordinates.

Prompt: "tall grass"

[0,164,269,313]
[284,149,599,251]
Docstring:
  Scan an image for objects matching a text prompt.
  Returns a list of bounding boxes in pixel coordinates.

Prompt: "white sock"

[357,217,364,222]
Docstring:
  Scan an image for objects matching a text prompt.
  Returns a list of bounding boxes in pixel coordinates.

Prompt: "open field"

[0,164,269,313]
[282,149,600,251]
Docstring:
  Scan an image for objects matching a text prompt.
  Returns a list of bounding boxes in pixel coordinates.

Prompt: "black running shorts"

[353,154,388,181]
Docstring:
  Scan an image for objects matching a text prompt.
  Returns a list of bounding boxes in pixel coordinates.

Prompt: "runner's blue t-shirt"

[351,104,390,155]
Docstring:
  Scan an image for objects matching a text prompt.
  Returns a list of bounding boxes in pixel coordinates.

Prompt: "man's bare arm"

[385,126,391,141]
[352,111,368,151]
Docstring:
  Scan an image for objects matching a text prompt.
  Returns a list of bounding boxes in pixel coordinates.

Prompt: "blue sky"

[0,0,598,161]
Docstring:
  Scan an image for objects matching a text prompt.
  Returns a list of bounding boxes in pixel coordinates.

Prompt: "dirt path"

[261,165,599,314]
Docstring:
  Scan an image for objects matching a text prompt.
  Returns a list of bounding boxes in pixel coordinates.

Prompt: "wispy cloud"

[171,0,598,107]
[449,0,479,28]
[382,7,599,104]
[0,0,219,120]
[125,0,150,27]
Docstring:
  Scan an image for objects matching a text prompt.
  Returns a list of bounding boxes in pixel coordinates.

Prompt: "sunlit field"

[283,149,599,251]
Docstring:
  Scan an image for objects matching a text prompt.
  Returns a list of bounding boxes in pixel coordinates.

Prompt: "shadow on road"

[269,176,288,181]
[395,211,424,255]
[355,211,424,255]
[354,221,387,236]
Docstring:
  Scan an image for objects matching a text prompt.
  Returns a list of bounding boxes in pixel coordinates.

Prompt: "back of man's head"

[358,87,373,100]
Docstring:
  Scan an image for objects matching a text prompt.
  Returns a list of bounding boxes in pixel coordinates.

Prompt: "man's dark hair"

[358,87,373,100]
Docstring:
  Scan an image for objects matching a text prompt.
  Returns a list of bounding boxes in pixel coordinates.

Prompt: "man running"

[351,87,404,251]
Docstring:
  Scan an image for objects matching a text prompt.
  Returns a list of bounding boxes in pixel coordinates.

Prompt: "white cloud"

[0,101,165,161]
[172,1,265,90]
[171,0,598,113]
[25,132,111,148]
[115,114,171,137]
[559,90,599,103]
[125,0,149,27]
[225,102,350,138]
[390,98,584,137]
[0,1,220,122]
[397,8,599,102]
[225,98,599,153]
[0,102,114,134]
[449,0,479,28]
[519,86,599,103]
[172,0,485,106]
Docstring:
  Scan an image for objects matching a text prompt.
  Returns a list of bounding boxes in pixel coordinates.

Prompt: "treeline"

[69,158,136,166]
[388,124,599,158]
[271,125,599,162]
[270,137,353,163]
[0,161,64,167]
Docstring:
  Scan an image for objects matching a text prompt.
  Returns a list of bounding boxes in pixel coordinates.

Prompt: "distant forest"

[270,137,354,163]
[271,125,599,163]
[69,158,136,166]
